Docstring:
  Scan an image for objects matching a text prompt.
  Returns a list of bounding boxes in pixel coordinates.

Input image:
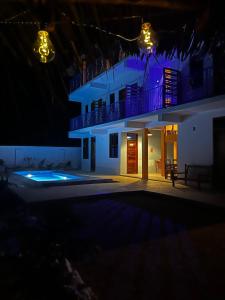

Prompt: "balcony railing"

[70,67,214,131]
[70,86,163,131]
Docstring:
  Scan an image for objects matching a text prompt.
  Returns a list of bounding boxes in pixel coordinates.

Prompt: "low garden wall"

[0,146,81,169]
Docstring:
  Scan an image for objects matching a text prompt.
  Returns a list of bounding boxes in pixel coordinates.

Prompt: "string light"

[33,30,55,63]
[138,22,156,54]
[0,16,158,60]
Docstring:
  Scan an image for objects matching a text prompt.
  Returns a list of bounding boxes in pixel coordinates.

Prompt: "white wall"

[0,146,81,169]
[178,107,225,171]
[80,131,121,174]
[120,132,127,175]
[95,131,121,174]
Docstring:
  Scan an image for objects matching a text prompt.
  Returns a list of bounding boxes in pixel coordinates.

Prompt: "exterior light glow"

[26,174,33,178]
[138,23,156,54]
[33,30,55,63]
[148,130,153,136]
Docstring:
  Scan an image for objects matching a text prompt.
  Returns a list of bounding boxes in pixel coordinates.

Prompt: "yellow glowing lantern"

[138,23,155,54]
[33,30,55,63]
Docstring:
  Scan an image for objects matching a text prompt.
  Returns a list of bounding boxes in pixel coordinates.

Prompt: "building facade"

[68,53,225,185]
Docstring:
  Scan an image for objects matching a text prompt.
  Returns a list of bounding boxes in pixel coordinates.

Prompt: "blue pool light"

[14,170,82,182]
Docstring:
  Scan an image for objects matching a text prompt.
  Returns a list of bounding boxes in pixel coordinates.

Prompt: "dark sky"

[0,11,81,147]
[1,1,225,147]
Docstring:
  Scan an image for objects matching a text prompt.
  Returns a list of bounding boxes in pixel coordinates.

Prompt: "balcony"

[70,85,164,131]
[70,67,214,131]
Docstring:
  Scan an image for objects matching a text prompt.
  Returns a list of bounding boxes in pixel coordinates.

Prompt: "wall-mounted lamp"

[148,130,153,136]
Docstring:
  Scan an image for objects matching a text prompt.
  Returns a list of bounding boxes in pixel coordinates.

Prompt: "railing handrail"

[70,67,214,131]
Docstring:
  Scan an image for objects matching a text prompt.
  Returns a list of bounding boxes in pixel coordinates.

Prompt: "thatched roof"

[1,0,224,64]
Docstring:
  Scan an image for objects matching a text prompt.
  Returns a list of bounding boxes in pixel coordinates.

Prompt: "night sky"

[0,0,225,146]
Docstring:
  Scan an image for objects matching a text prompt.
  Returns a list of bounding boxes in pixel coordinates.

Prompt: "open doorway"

[148,125,178,180]
[163,125,178,179]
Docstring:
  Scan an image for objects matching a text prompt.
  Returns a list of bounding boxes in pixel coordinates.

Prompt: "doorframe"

[127,134,138,174]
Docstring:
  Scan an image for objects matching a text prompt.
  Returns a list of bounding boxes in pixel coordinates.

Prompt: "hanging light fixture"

[138,22,156,54]
[33,30,55,63]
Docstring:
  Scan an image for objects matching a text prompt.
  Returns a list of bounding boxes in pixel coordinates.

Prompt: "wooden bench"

[171,164,213,189]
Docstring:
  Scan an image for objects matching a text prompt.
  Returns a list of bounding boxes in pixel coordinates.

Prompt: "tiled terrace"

[9,172,225,207]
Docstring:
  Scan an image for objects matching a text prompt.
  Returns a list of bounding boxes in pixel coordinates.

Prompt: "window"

[109,133,118,158]
[83,138,89,159]
[110,93,115,105]
[91,101,96,111]
[119,88,126,102]
[97,99,103,109]
[110,93,115,112]
[190,57,203,88]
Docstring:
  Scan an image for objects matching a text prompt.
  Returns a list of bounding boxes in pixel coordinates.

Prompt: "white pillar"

[142,128,148,180]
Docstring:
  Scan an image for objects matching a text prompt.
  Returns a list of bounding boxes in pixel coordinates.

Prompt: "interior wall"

[137,131,142,174]
[148,130,161,173]
[166,143,174,161]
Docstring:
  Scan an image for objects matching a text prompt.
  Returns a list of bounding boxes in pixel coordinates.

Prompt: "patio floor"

[2,174,225,300]
[8,171,225,207]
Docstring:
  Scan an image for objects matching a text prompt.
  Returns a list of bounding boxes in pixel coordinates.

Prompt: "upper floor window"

[91,99,103,111]
[119,88,126,102]
[109,133,118,158]
[83,138,89,159]
[110,93,115,112]
[110,93,115,105]
[91,101,95,111]
[190,57,203,88]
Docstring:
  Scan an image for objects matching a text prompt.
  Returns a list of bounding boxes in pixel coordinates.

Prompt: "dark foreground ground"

[1,186,225,300]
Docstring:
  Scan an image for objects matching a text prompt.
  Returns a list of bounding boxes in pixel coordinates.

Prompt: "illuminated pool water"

[14,170,82,182]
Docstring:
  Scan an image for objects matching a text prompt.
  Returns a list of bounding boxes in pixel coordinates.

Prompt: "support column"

[174,141,178,160]
[142,128,148,180]
[161,127,166,177]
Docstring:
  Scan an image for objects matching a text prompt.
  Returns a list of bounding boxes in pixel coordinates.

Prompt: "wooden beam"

[61,0,203,11]
[8,0,203,11]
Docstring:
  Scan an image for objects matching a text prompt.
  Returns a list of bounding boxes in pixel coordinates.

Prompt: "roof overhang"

[69,56,145,102]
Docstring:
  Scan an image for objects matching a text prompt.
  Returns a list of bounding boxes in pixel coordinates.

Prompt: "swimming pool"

[14,170,83,182]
